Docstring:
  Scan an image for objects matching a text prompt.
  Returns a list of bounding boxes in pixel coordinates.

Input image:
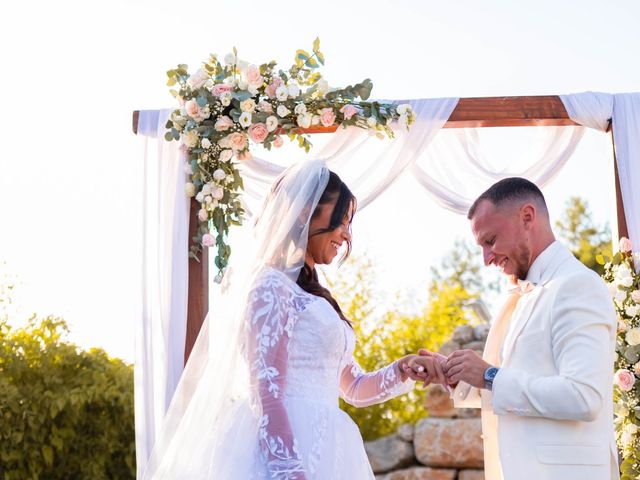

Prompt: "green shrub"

[0,316,135,480]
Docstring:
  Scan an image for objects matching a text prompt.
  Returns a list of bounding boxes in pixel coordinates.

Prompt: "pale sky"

[0,0,638,362]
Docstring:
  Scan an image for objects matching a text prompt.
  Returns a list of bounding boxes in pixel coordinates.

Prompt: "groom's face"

[470,200,532,280]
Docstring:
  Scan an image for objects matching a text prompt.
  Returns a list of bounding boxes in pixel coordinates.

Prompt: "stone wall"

[366,324,489,480]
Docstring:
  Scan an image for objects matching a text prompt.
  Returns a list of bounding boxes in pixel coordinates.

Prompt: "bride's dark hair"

[296,171,356,325]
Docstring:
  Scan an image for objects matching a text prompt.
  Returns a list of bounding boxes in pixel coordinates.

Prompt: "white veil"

[141,159,330,479]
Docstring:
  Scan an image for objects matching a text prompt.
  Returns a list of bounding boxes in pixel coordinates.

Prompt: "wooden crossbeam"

[133,95,627,364]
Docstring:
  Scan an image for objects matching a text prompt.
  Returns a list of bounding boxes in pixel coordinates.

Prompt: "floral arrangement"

[601,237,640,479]
[164,39,416,277]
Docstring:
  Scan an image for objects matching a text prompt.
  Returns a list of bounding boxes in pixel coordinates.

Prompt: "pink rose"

[319,108,336,127]
[620,237,633,254]
[340,104,358,120]
[248,123,268,143]
[228,132,247,151]
[632,290,640,303]
[184,99,202,120]
[211,84,233,96]
[213,115,233,132]
[615,369,636,391]
[257,101,273,113]
[273,136,284,148]
[198,209,208,222]
[245,64,263,87]
[237,150,252,161]
[265,77,283,99]
[202,233,216,247]
[214,116,234,131]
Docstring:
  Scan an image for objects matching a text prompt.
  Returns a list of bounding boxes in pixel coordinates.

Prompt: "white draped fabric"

[560,92,640,258]
[134,92,638,475]
[136,109,190,475]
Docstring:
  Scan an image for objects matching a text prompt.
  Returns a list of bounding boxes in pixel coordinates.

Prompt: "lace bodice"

[245,268,413,479]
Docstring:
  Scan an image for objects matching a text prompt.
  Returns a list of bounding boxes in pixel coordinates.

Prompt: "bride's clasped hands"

[400,348,492,389]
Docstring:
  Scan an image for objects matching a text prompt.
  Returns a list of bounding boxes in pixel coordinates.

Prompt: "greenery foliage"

[326,256,477,440]
[0,316,135,480]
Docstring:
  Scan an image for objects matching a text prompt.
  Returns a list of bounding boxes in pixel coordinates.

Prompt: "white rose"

[239,112,252,128]
[396,103,412,115]
[184,183,196,197]
[634,362,640,377]
[288,84,300,98]
[294,103,307,115]
[187,68,209,89]
[180,130,199,148]
[195,191,204,203]
[620,276,634,288]
[277,105,291,118]
[238,80,248,91]
[275,85,289,101]
[240,99,256,112]
[626,327,640,346]
[213,169,226,181]
[220,92,232,107]
[219,149,233,162]
[266,116,279,132]
[201,138,212,149]
[183,163,193,175]
[626,305,640,318]
[297,113,312,128]
[632,290,640,303]
[615,289,628,304]
[366,116,377,127]
[201,184,212,196]
[224,52,236,65]
[311,115,320,126]
[205,195,213,204]
[211,186,224,200]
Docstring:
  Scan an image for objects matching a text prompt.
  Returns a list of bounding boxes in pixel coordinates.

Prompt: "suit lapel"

[501,286,545,363]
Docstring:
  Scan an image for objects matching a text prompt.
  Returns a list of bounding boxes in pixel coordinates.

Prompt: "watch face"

[485,367,498,382]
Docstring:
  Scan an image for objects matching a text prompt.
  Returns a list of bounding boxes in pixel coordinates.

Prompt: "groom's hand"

[443,349,491,389]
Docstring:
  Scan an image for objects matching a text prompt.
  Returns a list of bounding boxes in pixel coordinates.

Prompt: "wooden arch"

[133,95,629,362]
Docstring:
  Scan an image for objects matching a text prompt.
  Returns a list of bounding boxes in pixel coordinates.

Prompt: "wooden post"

[610,126,630,240]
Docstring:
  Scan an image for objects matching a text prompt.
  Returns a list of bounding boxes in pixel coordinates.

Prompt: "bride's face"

[306,200,352,267]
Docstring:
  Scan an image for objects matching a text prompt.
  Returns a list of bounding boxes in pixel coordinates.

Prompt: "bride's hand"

[398,353,447,386]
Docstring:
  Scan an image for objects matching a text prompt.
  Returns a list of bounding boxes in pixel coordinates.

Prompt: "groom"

[407,177,619,480]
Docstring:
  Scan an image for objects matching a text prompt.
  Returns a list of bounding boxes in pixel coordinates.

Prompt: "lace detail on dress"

[340,359,414,408]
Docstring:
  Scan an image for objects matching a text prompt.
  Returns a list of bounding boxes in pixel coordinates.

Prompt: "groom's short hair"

[468,177,548,220]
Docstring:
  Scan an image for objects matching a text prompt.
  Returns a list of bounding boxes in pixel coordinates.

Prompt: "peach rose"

[248,123,268,143]
[214,116,234,131]
[257,101,273,113]
[273,136,284,148]
[615,369,636,391]
[198,209,208,221]
[185,99,202,120]
[620,237,633,253]
[202,234,216,247]
[211,84,234,96]
[228,132,247,151]
[245,64,263,87]
[319,108,336,127]
[340,104,358,121]
[632,290,640,303]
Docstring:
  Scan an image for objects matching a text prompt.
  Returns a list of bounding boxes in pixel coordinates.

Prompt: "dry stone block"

[365,434,415,473]
[424,385,455,418]
[458,470,485,480]
[452,325,474,344]
[473,324,490,342]
[398,423,415,441]
[438,340,460,357]
[461,341,486,353]
[378,466,456,480]
[414,418,484,468]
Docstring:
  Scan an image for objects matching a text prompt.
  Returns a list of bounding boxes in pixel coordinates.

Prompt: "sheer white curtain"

[560,92,640,259]
[136,109,189,475]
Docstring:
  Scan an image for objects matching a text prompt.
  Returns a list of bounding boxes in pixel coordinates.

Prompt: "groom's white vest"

[454,242,619,480]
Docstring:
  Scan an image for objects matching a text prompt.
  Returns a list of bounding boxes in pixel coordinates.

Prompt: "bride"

[142,159,421,479]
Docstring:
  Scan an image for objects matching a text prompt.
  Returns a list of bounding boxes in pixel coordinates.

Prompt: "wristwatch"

[483,366,500,391]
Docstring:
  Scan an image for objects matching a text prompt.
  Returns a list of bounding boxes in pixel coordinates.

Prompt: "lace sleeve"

[247,271,307,479]
[339,358,414,408]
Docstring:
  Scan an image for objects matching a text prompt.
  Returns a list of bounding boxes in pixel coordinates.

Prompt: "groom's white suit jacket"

[454,241,619,480]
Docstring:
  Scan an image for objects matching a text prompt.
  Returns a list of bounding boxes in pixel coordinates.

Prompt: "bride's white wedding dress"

[235,267,414,479]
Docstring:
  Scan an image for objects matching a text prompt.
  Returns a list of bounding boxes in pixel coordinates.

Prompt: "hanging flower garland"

[601,237,640,479]
[164,39,415,276]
